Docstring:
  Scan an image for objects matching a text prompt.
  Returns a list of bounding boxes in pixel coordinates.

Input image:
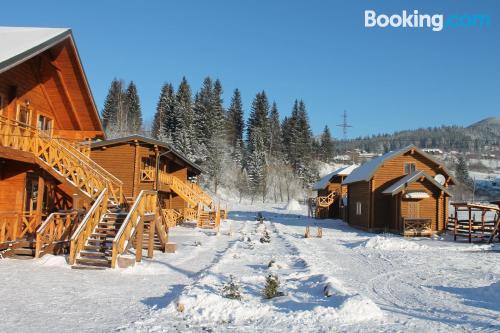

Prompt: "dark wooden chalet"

[343,145,454,236]
[311,165,357,219]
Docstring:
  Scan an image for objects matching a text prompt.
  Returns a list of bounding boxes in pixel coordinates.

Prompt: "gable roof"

[342,145,453,185]
[312,165,358,190]
[0,27,71,74]
[381,170,451,196]
[91,135,204,174]
[0,26,103,135]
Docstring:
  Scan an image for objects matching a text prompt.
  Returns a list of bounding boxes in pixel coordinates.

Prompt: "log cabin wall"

[0,39,103,141]
[90,144,136,198]
[372,151,446,230]
[90,141,191,210]
[347,181,371,228]
[399,180,441,232]
[0,160,30,213]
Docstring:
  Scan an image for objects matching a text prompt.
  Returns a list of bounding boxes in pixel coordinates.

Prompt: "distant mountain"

[467,117,500,137]
[339,117,500,154]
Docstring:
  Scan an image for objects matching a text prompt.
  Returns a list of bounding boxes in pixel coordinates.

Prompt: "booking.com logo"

[365,10,491,32]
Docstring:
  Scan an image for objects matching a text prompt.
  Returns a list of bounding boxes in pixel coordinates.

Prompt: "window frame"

[356,201,362,215]
[16,103,32,126]
[37,113,54,136]
[404,162,416,174]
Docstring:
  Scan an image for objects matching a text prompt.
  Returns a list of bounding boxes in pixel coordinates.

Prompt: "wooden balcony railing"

[316,191,337,208]
[402,218,432,236]
[69,189,108,264]
[111,190,157,268]
[161,208,182,228]
[35,211,80,258]
[0,212,45,244]
[0,115,123,205]
[140,167,155,182]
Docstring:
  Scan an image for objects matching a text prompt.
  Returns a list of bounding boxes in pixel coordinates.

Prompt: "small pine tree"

[263,273,284,299]
[260,229,271,243]
[455,156,472,188]
[221,275,242,300]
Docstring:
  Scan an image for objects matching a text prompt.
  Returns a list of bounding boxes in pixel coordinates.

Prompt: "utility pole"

[336,110,352,156]
[336,110,352,140]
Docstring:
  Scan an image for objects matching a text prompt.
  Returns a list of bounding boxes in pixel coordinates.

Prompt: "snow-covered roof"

[381,170,450,196]
[91,135,204,174]
[312,165,358,190]
[0,27,71,74]
[343,145,454,185]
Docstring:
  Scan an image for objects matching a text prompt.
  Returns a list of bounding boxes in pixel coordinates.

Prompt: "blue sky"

[3,0,499,138]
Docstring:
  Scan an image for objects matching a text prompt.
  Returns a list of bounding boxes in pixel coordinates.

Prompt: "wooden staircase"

[0,115,124,257]
[72,210,127,270]
[314,192,338,219]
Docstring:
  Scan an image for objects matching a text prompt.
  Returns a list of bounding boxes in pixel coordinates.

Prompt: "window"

[356,202,362,215]
[17,104,32,126]
[141,156,155,169]
[37,114,53,135]
[404,162,416,174]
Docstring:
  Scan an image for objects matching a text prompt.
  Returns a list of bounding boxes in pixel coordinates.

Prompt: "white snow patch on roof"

[0,27,69,65]
[312,165,358,190]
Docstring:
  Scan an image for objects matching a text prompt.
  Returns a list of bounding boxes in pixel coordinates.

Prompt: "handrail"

[111,190,157,268]
[69,189,108,264]
[35,211,79,258]
[317,191,337,207]
[0,115,123,204]
[190,182,214,209]
[157,170,199,206]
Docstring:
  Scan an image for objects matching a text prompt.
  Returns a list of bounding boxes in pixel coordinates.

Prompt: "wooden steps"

[72,210,127,270]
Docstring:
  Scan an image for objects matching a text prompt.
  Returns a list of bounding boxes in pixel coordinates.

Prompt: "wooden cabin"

[0,27,219,269]
[311,165,357,219]
[0,27,108,258]
[343,145,454,236]
[90,135,215,226]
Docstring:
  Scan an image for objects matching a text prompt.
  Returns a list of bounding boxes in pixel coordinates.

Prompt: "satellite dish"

[434,174,446,185]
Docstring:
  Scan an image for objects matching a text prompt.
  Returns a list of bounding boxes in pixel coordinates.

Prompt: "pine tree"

[247,91,270,151]
[319,125,334,162]
[226,89,244,150]
[101,79,120,130]
[173,77,196,158]
[247,130,267,203]
[193,77,214,159]
[152,83,175,141]
[268,102,282,158]
[125,81,143,134]
[455,156,472,188]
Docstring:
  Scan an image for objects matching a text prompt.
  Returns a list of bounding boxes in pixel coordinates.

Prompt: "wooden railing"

[69,189,108,264]
[189,182,214,209]
[183,207,198,221]
[0,212,19,244]
[161,209,182,228]
[157,170,199,206]
[0,115,123,204]
[140,167,155,182]
[316,191,337,208]
[0,212,44,244]
[402,218,432,236]
[35,211,80,258]
[111,190,157,268]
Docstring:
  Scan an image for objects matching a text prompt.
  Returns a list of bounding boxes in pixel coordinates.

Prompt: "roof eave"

[0,28,72,75]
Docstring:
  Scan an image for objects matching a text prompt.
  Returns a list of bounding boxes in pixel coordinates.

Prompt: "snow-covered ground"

[1,203,499,332]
